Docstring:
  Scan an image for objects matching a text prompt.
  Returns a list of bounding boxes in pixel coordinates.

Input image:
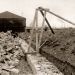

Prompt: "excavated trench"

[40,50,75,75]
[18,28,75,75]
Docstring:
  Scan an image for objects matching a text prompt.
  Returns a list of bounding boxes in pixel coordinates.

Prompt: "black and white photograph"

[0,0,75,75]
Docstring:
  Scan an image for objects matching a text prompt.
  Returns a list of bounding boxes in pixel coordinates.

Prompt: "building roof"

[0,11,25,19]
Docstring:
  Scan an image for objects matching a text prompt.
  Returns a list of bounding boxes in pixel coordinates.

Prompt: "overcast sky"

[0,0,75,28]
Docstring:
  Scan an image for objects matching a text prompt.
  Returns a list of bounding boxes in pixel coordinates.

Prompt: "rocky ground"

[0,31,33,75]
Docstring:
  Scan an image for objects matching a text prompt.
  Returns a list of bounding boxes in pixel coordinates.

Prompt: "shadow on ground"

[40,50,75,75]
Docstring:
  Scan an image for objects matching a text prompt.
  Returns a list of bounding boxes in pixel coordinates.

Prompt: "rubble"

[0,31,24,75]
[20,28,75,75]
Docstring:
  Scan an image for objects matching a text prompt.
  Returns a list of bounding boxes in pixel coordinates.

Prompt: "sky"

[0,0,75,28]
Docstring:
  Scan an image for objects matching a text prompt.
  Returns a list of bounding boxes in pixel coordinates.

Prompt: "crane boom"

[38,7,75,25]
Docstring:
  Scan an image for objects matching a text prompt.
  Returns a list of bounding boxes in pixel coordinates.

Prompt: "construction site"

[0,6,75,75]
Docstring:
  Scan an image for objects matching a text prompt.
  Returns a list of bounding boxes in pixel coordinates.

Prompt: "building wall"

[0,18,26,32]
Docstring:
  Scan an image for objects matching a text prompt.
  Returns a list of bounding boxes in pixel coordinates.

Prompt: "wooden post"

[35,9,39,53]
[40,10,55,34]
[28,10,37,52]
[39,11,46,48]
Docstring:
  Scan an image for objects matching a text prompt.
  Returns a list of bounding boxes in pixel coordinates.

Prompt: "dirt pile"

[42,28,75,66]
[44,28,75,50]
[0,31,24,75]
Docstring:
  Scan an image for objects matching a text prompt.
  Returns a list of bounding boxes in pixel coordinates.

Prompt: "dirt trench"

[40,50,75,75]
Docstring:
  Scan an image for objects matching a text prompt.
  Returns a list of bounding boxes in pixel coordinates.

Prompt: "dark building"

[0,11,26,32]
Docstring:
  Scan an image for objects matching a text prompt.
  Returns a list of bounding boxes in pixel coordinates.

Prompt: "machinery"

[28,7,75,53]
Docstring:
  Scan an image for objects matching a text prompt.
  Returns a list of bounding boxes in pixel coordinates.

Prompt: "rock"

[0,31,24,75]
[10,68,19,73]
[1,70,9,75]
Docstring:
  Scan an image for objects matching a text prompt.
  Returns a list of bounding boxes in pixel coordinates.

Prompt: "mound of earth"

[42,28,75,66]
